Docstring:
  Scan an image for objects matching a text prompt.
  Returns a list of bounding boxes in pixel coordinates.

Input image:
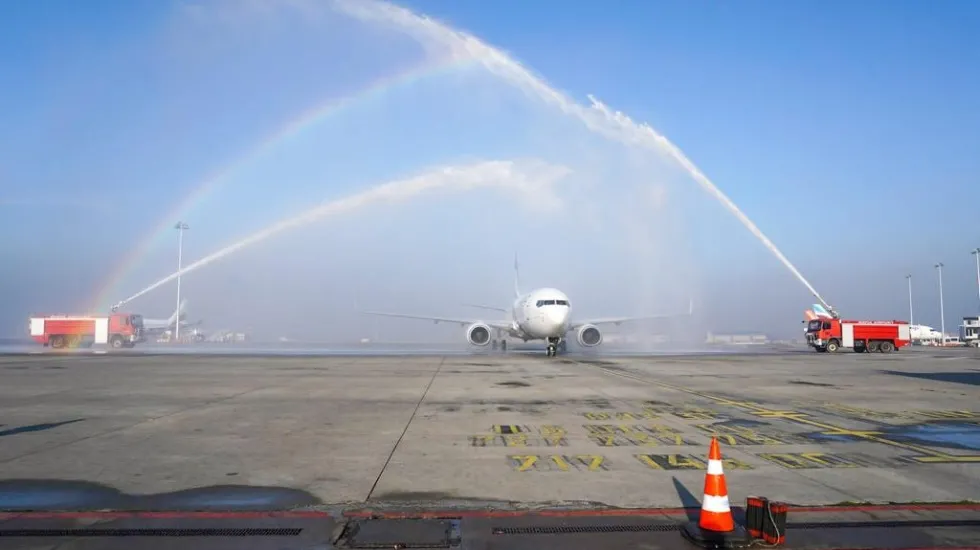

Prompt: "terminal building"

[959,316,980,346]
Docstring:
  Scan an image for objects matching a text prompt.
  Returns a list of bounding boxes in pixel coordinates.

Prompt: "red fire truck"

[806,318,910,353]
[29,312,144,349]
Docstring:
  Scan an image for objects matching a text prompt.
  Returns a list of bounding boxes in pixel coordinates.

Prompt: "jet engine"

[466,323,492,346]
[576,324,603,347]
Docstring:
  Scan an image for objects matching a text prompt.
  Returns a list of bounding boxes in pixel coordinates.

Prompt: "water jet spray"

[332,0,840,318]
[107,159,570,311]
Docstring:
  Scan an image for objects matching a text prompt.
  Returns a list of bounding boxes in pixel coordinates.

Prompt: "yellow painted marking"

[550,455,571,471]
[469,435,496,447]
[636,455,664,470]
[503,435,529,447]
[722,457,755,470]
[864,435,956,456]
[668,454,703,469]
[799,452,860,468]
[758,453,815,469]
[592,435,617,446]
[644,424,680,433]
[758,452,873,469]
[914,410,979,420]
[753,410,809,420]
[671,408,720,420]
[493,425,526,434]
[912,456,980,463]
[636,454,754,471]
[587,364,980,463]
[710,434,740,446]
[576,455,606,471]
[511,455,538,472]
[820,429,882,437]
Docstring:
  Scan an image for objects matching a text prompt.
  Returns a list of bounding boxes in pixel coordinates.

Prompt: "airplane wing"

[462,303,509,313]
[361,311,513,330]
[567,298,694,330]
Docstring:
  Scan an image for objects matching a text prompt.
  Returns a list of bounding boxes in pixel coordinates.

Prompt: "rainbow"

[89,54,475,312]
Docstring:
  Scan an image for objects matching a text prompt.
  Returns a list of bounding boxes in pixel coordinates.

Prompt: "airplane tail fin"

[513,253,522,299]
[168,299,188,325]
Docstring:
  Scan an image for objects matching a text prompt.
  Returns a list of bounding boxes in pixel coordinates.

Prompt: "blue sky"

[1,0,979,340]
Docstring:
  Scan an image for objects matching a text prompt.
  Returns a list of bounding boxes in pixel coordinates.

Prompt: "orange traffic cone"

[681,437,749,548]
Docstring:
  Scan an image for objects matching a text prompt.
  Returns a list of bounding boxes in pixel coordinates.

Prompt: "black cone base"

[681,522,751,549]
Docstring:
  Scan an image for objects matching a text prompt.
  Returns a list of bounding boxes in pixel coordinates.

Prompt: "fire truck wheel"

[50,335,64,349]
[826,340,840,352]
[879,341,894,353]
[109,335,125,349]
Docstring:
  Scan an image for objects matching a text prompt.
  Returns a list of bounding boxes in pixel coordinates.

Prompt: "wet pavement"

[1,348,978,511]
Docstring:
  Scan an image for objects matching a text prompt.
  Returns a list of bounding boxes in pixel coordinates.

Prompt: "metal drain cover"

[337,519,460,549]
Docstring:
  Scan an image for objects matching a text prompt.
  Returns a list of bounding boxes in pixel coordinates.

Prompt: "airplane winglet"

[688,297,694,315]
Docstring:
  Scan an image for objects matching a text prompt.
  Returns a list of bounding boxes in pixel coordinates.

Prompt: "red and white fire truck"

[806,318,910,353]
[29,312,144,349]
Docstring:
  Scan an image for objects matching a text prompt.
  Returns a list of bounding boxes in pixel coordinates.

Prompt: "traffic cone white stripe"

[707,459,724,475]
[702,494,731,513]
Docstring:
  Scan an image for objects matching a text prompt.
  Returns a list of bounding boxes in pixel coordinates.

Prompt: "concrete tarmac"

[1,347,978,511]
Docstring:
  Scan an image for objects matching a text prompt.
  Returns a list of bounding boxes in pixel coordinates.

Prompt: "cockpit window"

[556,300,569,306]
[536,299,569,307]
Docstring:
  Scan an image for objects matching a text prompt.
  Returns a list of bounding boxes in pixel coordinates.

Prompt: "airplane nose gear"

[546,337,562,357]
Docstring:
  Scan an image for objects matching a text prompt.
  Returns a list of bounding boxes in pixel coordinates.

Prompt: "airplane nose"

[547,308,568,329]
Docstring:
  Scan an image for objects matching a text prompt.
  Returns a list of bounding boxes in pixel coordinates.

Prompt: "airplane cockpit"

[535,299,569,307]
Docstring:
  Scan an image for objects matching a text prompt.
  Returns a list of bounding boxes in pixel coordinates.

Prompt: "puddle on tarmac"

[883,422,980,451]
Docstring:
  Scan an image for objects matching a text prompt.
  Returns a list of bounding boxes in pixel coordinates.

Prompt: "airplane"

[141,299,202,337]
[362,256,694,357]
[909,324,943,343]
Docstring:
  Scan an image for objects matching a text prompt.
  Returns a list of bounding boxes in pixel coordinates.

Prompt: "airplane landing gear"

[491,339,508,352]
[546,337,563,357]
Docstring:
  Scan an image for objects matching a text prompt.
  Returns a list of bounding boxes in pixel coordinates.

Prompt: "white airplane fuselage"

[509,287,572,341]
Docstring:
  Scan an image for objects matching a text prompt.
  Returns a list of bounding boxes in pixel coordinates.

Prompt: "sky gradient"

[2,0,978,342]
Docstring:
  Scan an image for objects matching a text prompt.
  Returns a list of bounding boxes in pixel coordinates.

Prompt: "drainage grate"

[492,524,681,535]
[491,519,980,536]
[788,519,980,530]
[0,528,302,537]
